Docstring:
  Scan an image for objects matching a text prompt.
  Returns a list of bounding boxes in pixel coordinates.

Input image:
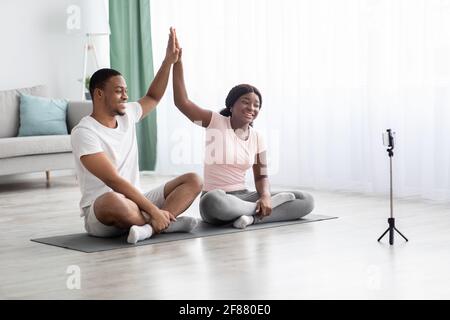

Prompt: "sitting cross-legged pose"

[71,28,201,244]
[171,30,314,228]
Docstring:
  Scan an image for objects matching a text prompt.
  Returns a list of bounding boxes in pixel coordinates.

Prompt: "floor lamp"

[79,0,110,100]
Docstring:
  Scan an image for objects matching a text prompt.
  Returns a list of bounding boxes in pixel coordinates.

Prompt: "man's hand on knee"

[150,209,175,233]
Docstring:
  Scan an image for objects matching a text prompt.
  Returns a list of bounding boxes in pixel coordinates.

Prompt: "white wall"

[0,0,109,99]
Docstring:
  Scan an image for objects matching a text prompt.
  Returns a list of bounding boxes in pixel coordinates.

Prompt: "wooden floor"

[1,173,450,299]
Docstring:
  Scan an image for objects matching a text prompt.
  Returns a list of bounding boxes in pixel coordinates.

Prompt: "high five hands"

[165,27,182,64]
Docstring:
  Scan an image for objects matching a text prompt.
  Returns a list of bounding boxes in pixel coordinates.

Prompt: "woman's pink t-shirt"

[203,112,266,192]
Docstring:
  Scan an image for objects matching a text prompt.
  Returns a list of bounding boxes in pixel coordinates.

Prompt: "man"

[71,28,202,244]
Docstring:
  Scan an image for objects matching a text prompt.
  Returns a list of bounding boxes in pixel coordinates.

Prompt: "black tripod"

[377,129,408,245]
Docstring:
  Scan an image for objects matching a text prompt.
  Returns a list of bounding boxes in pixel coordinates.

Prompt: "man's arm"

[138,27,179,119]
[80,152,173,231]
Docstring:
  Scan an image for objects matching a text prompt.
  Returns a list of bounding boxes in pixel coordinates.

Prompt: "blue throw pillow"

[18,93,68,136]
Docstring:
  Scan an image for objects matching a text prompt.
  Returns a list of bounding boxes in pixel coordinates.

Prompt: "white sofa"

[0,85,92,180]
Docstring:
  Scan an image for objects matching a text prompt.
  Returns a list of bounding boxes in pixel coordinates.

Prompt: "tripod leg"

[389,226,394,245]
[394,227,409,242]
[387,218,396,245]
[377,228,390,242]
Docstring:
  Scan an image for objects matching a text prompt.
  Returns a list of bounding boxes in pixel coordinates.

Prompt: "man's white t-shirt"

[71,102,143,211]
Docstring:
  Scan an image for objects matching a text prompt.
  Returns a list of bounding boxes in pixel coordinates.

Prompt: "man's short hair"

[89,68,122,98]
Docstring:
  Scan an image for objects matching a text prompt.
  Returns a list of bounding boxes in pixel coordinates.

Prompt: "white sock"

[233,215,255,229]
[127,224,153,244]
[239,193,296,227]
[163,216,198,233]
[271,192,296,208]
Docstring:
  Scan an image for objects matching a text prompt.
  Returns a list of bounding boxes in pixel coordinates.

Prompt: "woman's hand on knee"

[256,196,272,218]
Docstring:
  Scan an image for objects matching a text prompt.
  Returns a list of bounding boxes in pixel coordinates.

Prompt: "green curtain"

[109,0,157,171]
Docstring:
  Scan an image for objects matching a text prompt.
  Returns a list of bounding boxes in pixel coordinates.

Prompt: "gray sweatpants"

[199,189,314,225]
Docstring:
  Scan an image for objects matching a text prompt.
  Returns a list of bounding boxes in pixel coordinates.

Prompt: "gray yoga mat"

[31,214,336,253]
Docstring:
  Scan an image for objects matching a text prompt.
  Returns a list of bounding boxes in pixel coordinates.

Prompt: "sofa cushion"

[0,135,71,159]
[18,93,68,136]
[67,101,93,132]
[0,85,48,138]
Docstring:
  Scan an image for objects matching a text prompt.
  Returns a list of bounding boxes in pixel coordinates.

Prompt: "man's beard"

[109,100,126,116]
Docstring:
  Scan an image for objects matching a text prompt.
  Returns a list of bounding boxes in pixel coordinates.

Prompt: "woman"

[172,31,314,228]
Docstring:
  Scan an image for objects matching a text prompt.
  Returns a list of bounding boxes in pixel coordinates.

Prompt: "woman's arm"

[253,151,272,217]
[172,33,212,127]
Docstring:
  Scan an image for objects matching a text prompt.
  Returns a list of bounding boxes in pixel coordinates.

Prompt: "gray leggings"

[199,189,314,225]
